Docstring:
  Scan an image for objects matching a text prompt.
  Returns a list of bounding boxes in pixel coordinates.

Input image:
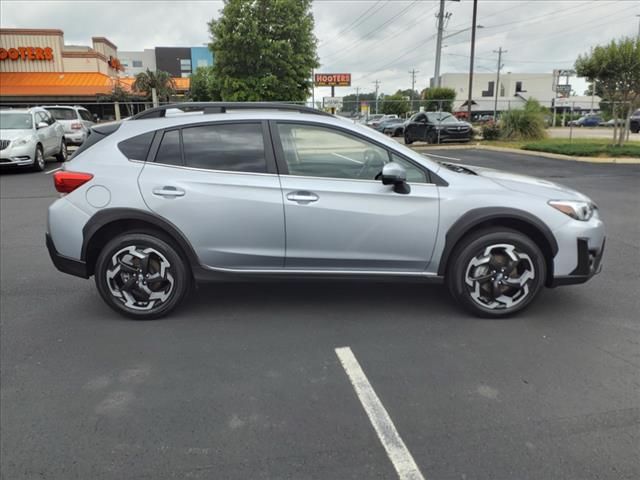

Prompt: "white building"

[435,72,556,113]
[118,49,156,77]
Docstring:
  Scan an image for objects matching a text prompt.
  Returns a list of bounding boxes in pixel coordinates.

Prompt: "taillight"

[53,171,93,194]
[71,122,82,130]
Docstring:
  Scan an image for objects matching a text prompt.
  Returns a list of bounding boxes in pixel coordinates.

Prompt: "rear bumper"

[64,131,87,145]
[550,237,605,287]
[46,233,89,278]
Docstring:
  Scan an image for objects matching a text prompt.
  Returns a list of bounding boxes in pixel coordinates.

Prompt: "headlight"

[14,136,34,146]
[548,200,596,221]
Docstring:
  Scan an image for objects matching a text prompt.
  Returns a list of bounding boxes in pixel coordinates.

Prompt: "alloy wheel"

[464,243,536,310]
[36,148,45,169]
[105,245,175,311]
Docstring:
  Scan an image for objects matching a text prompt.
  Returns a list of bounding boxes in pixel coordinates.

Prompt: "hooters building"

[0,28,189,119]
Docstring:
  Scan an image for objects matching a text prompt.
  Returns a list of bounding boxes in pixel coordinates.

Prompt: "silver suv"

[43,105,95,146]
[46,103,605,319]
[1,107,67,170]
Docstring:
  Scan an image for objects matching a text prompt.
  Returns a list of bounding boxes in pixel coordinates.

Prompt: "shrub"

[481,122,501,140]
[500,99,547,140]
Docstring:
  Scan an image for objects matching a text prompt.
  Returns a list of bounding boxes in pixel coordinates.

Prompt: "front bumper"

[550,237,605,286]
[0,142,35,166]
[46,233,89,278]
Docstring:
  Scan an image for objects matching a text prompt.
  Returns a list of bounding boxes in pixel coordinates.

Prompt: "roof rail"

[130,102,333,120]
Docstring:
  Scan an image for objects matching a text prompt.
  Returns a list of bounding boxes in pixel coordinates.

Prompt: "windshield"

[0,113,33,130]
[46,108,76,121]
[426,112,458,124]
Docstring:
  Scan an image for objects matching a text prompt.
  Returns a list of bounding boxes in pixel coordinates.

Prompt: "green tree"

[421,87,456,112]
[340,92,377,115]
[209,0,319,101]
[132,69,176,102]
[575,37,640,146]
[189,66,220,101]
[381,92,410,116]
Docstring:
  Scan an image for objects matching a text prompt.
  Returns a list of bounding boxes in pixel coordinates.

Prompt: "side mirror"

[37,121,48,129]
[380,162,410,194]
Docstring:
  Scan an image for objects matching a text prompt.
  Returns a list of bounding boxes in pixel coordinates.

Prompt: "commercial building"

[0,28,192,119]
[119,46,214,78]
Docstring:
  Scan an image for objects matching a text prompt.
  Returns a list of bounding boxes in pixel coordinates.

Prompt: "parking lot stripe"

[335,347,425,480]
[45,167,62,175]
[421,152,462,162]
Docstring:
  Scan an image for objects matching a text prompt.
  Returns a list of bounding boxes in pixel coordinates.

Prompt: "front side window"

[277,123,392,181]
[182,123,266,173]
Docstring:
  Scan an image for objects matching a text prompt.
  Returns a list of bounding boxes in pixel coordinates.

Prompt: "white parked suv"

[43,105,94,146]
[0,107,67,170]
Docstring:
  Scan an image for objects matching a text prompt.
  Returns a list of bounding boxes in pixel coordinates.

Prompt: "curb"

[407,143,640,165]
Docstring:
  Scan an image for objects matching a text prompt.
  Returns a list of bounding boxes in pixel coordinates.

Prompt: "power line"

[322,0,420,64]
[319,1,385,47]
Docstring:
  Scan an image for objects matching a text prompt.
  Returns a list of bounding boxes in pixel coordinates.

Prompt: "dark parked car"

[568,115,602,127]
[404,112,473,145]
[380,119,406,137]
[630,109,640,133]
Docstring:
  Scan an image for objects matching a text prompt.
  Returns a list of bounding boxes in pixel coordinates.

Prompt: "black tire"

[426,130,439,145]
[404,131,413,145]
[446,228,546,318]
[94,232,190,320]
[55,140,68,162]
[32,145,45,172]
[394,128,403,137]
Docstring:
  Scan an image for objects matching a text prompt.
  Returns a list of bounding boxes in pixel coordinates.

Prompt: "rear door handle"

[152,186,185,197]
[286,191,319,204]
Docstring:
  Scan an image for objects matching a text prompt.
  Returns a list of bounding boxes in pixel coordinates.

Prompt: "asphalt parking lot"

[1,151,639,480]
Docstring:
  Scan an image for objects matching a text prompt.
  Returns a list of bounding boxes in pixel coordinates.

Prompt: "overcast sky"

[2,0,639,98]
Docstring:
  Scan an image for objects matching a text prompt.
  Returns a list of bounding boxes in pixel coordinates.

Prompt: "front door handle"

[152,186,185,197]
[286,191,319,204]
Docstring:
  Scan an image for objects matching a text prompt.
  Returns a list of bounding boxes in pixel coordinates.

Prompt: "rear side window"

[118,131,155,161]
[79,110,93,122]
[154,130,182,166]
[181,123,266,173]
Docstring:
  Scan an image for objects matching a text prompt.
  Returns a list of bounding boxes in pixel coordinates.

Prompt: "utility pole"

[636,14,640,38]
[493,47,506,121]
[409,69,419,111]
[355,86,361,117]
[373,80,381,114]
[433,0,452,88]
[466,0,478,122]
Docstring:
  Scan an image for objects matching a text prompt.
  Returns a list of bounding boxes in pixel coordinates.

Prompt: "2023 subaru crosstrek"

[46,103,605,319]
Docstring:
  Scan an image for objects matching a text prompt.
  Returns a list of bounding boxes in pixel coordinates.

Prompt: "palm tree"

[132,69,176,102]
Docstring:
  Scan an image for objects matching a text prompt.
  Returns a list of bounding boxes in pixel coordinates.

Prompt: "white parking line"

[45,167,62,175]
[421,152,462,162]
[335,347,425,480]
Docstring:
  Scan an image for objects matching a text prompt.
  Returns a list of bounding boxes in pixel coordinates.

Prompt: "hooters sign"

[0,47,54,61]
[314,73,351,87]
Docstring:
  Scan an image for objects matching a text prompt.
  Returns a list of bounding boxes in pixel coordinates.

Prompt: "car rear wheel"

[55,140,68,162]
[32,145,45,172]
[447,228,546,318]
[95,233,190,320]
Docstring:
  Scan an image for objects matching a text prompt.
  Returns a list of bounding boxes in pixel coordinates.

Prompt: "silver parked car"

[43,105,95,146]
[0,107,67,170]
[46,103,605,319]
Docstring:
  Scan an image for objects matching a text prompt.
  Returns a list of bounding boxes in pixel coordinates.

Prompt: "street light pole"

[493,47,506,120]
[433,0,447,88]
[373,80,381,114]
[466,0,478,122]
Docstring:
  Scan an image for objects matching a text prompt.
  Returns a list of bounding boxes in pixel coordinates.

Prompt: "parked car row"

[0,105,94,171]
[360,111,474,144]
[568,111,640,131]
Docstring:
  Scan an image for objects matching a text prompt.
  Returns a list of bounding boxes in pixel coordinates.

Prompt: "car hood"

[462,164,591,201]
[0,129,33,140]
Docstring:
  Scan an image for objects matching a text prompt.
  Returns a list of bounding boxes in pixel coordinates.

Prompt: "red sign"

[315,73,351,87]
[0,47,53,61]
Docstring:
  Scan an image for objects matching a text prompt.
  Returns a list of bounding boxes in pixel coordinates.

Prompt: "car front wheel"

[404,131,413,145]
[95,233,190,319]
[447,228,546,317]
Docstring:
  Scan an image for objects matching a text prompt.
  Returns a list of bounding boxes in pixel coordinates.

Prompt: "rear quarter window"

[118,131,156,161]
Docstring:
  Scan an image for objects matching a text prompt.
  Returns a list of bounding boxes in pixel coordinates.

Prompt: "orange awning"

[0,72,116,96]
[0,73,191,97]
